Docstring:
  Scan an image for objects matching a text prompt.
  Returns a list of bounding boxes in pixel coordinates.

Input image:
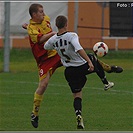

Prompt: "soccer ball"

[93,42,108,57]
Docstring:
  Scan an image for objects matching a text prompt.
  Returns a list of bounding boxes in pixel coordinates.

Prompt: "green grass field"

[0,48,133,131]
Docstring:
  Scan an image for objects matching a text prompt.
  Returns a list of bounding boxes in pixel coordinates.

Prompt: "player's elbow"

[44,44,48,50]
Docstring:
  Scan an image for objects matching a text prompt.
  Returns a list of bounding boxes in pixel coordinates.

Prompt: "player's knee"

[73,92,82,99]
[36,83,48,94]
[88,53,97,62]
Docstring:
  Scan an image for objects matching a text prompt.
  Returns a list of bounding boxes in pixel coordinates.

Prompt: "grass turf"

[0,48,133,131]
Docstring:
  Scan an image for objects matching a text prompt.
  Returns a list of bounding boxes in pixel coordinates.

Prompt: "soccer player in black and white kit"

[44,15,115,129]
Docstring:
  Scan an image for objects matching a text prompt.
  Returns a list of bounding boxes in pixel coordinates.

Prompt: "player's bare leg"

[31,72,50,128]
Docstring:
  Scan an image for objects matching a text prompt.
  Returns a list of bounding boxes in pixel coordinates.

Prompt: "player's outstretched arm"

[39,31,56,44]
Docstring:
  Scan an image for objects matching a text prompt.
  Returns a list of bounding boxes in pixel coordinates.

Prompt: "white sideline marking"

[1,80,133,95]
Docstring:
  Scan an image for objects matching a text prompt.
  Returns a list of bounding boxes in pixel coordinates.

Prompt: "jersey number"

[60,49,70,63]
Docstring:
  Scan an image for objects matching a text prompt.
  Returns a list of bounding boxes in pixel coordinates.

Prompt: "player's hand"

[22,23,28,29]
[88,62,94,72]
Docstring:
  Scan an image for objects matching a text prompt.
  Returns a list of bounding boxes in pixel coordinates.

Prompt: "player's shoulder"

[27,24,38,34]
[28,24,35,29]
[27,24,42,36]
[67,31,77,35]
[67,32,78,37]
[28,20,37,30]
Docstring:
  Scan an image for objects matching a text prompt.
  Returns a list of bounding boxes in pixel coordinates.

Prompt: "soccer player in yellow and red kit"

[26,3,61,128]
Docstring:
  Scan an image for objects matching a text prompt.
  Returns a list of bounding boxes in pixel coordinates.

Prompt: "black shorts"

[64,53,99,93]
[64,63,89,93]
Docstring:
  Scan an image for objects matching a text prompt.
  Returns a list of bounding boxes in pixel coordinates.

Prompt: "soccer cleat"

[76,115,84,129]
[31,112,39,128]
[104,81,114,91]
[107,66,123,73]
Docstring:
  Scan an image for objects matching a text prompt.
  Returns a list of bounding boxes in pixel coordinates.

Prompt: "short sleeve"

[71,33,83,52]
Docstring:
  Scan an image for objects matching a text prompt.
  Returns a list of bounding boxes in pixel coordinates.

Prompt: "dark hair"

[29,3,43,17]
[56,15,67,29]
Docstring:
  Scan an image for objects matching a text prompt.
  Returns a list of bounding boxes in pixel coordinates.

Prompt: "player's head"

[29,3,45,23]
[56,15,68,29]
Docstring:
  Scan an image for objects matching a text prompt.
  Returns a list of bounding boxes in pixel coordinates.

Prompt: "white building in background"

[0,1,68,35]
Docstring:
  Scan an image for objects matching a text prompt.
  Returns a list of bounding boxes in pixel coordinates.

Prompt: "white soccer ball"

[93,42,108,57]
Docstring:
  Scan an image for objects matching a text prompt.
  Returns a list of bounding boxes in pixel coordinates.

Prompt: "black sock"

[101,76,108,84]
[88,54,108,84]
[73,97,82,116]
[95,60,108,84]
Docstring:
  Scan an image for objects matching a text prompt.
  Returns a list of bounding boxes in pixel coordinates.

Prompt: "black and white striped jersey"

[44,32,87,67]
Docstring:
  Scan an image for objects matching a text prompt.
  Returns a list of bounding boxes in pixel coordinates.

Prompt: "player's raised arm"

[39,31,56,44]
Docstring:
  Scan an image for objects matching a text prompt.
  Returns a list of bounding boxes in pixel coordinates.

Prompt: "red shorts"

[38,54,61,80]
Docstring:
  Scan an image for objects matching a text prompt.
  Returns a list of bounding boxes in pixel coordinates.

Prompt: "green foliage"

[0,48,133,131]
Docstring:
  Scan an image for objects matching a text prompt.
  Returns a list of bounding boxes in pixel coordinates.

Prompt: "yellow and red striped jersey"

[27,15,57,66]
